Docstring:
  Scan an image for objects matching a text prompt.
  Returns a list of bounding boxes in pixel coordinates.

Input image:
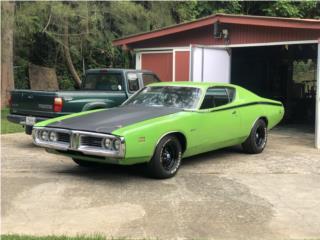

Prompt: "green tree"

[14,1,149,88]
[11,1,320,91]
[1,1,15,107]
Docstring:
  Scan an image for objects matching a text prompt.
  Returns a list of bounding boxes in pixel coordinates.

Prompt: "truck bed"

[10,89,59,118]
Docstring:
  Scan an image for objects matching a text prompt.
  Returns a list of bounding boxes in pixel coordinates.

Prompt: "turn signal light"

[53,97,63,112]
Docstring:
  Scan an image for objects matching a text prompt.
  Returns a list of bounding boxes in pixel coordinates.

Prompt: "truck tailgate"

[10,90,58,118]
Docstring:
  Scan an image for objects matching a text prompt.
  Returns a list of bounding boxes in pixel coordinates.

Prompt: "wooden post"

[1,1,15,108]
[135,52,141,70]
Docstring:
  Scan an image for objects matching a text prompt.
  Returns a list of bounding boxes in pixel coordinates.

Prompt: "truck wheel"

[72,158,99,168]
[147,135,182,179]
[242,119,267,154]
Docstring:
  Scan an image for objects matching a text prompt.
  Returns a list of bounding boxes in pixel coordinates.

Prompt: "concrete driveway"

[1,127,320,240]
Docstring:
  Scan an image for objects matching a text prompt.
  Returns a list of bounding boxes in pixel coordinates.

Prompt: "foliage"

[293,59,316,82]
[12,1,320,90]
[1,108,24,134]
[1,235,130,240]
[261,1,320,18]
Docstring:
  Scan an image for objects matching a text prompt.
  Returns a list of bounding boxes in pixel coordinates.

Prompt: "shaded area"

[232,44,317,126]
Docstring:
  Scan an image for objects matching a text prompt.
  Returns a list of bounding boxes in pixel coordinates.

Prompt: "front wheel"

[146,135,182,179]
[242,119,267,154]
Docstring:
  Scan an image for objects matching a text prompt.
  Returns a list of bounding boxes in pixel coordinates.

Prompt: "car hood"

[46,105,182,134]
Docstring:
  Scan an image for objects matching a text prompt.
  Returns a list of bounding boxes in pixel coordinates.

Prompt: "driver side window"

[200,87,231,109]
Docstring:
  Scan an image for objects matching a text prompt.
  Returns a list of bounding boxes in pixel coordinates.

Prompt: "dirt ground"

[1,127,320,240]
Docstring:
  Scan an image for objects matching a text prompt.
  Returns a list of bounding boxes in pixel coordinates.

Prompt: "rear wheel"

[72,158,100,168]
[146,135,182,179]
[242,119,267,154]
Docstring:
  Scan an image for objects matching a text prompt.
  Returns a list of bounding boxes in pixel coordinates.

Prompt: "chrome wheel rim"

[161,142,178,171]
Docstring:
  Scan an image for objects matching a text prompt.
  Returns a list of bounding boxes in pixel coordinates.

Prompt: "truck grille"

[57,132,70,143]
[81,136,103,148]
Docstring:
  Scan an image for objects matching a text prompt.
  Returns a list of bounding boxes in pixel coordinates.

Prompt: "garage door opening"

[231,44,318,132]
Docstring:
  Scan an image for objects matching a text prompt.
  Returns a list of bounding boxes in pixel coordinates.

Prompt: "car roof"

[148,81,238,90]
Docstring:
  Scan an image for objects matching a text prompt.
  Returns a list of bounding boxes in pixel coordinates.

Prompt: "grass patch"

[0,235,129,240]
[1,108,24,134]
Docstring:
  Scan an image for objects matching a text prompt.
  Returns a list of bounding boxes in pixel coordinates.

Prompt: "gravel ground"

[1,127,320,240]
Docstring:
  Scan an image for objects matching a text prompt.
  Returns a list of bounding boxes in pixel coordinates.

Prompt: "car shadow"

[53,145,245,181]
[182,145,244,166]
[54,162,151,181]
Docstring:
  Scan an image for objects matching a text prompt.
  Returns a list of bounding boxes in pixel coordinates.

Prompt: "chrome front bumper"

[32,127,125,158]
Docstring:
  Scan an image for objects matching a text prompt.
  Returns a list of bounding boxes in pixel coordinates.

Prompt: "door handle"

[232,110,237,115]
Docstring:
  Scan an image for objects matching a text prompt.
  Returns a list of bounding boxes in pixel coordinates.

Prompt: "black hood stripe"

[47,105,182,134]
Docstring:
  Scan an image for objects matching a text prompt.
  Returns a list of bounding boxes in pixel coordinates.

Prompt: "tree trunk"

[63,17,81,88]
[1,1,15,108]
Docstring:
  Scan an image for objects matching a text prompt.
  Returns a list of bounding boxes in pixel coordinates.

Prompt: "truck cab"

[8,68,160,134]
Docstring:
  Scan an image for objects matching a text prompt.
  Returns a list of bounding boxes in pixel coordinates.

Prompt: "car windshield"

[83,73,124,91]
[124,86,202,109]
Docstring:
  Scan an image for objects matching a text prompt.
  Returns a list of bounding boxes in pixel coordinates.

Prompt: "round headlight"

[113,139,121,151]
[41,130,49,141]
[49,131,58,142]
[104,138,112,149]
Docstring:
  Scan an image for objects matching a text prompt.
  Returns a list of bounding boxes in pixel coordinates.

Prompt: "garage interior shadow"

[231,43,317,133]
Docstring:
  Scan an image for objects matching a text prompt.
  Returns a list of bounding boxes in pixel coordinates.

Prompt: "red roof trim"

[114,16,217,46]
[113,14,320,46]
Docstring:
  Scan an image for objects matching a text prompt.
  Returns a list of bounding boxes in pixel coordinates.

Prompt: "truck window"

[142,74,160,85]
[127,73,140,92]
[83,73,124,91]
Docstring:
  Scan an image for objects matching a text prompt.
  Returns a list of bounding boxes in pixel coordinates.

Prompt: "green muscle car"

[33,82,284,178]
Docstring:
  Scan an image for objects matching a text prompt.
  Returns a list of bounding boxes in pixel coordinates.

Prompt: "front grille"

[58,132,70,143]
[81,136,103,148]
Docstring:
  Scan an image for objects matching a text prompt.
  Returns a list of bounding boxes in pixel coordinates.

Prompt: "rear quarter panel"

[260,98,285,129]
[236,87,284,139]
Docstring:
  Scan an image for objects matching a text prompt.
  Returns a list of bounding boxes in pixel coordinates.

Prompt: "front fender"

[112,112,194,165]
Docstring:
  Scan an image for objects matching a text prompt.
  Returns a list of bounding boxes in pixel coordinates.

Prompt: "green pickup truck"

[8,68,160,134]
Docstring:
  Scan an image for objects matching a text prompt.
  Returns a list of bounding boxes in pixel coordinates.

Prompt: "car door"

[197,87,241,151]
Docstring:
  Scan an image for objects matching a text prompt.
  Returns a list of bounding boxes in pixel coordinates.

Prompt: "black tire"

[25,125,33,135]
[146,135,182,179]
[242,119,267,154]
[72,158,100,168]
